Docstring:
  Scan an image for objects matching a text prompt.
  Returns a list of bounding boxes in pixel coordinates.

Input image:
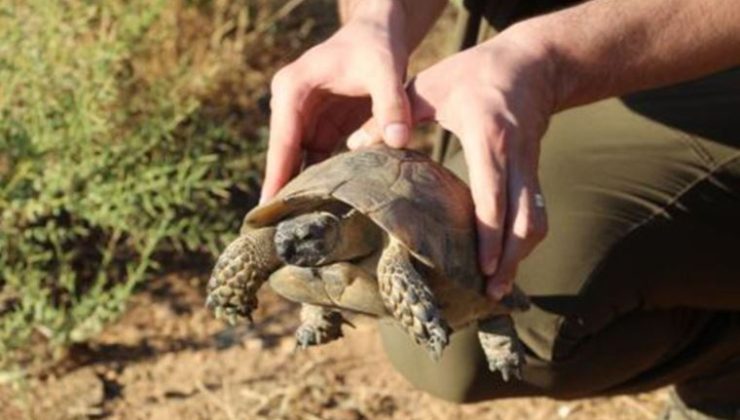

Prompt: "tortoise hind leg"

[478,316,526,381]
[377,238,450,360]
[206,227,281,325]
[295,304,349,348]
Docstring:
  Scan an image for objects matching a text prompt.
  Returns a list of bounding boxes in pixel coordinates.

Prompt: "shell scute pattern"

[243,146,498,317]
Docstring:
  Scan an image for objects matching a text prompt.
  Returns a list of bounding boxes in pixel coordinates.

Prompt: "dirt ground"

[1,273,669,420]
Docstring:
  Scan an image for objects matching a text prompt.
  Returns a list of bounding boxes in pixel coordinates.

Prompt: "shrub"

[0,0,337,368]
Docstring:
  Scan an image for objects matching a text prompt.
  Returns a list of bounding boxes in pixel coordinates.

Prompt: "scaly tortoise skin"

[206,146,530,380]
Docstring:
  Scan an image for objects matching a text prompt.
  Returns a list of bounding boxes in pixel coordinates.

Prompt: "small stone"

[558,405,573,418]
[326,408,364,420]
[104,369,118,382]
[244,337,264,351]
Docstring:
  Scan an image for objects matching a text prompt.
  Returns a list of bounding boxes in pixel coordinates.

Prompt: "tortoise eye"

[297,227,312,240]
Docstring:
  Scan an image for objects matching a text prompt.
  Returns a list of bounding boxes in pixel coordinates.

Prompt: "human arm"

[337,0,446,48]
[354,0,740,299]
[525,0,740,109]
[260,0,447,201]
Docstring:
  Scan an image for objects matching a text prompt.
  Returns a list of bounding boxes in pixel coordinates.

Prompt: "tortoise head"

[274,211,342,266]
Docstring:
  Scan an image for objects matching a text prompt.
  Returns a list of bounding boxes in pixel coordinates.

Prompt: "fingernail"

[488,282,510,301]
[259,192,268,205]
[482,258,498,276]
[383,123,408,148]
[347,128,372,150]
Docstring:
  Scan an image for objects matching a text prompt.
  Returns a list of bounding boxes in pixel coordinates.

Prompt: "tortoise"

[206,146,530,380]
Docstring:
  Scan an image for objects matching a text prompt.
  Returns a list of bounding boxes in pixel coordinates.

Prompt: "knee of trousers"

[377,320,496,403]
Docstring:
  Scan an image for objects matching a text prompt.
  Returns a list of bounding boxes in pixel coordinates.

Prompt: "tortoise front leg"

[478,316,526,381]
[377,238,450,360]
[295,304,348,348]
[206,227,281,325]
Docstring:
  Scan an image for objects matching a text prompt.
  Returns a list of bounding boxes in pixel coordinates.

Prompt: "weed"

[0,0,336,369]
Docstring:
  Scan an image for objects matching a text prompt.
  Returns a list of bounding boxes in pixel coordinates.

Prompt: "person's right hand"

[261,0,412,202]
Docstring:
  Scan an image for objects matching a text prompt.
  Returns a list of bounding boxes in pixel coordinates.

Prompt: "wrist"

[505,18,587,112]
[399,0,448,50]
[488,23,560,113]
[346,0,446,53]
[347,0,406,29]
[344,0,410,56]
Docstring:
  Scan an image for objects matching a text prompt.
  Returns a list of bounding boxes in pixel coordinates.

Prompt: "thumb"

[346,118,383,150]
[347,74,439,150]
[369,69,412,148]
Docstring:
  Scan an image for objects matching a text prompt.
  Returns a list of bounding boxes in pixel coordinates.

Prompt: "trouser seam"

[677,133,719,168]
[586,152,740,282]
[555,152,740,352]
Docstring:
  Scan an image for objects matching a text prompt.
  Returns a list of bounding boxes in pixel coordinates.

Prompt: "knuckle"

[366,43,406,68]
[474,114,516,155]
[370,46,396,63]
[371,75,406,102]
[270,66,298,93]
[449,87,476,109]
[372,99,406,122]
[529,219,548,242]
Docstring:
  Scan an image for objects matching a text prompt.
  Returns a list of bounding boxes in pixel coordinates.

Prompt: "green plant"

[0,0,273,367]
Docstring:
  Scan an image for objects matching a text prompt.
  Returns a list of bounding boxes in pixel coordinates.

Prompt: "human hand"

[260,0,414,202]
[349,31,557,301]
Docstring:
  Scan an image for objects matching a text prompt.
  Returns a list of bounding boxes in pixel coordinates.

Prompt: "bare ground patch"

[2,274,668,420]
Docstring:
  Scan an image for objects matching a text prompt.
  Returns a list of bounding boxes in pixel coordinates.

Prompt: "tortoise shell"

[244,146,483,294]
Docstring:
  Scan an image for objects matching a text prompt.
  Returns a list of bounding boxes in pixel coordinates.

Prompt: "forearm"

[339,0,447,52]
[508,0,740,110]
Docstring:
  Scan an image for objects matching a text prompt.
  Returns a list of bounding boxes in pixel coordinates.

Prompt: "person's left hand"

[349,30,557,300]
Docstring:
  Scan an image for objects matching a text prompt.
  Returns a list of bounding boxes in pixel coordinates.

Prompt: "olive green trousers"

[378,67,740,411]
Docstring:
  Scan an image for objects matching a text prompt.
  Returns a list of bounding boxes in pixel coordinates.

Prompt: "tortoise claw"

[489,359,523,382]
[478,317,526,381]
[295,326,321,349]
[214,306,224,321]
[205,295,216,311]
[424,324,450,362]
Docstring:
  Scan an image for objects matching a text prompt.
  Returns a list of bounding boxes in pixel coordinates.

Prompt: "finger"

[346,118,382,149]
[459,114,509,282]
[487,172,548,300]
[261,67,310,203]
[369,64,411,148]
